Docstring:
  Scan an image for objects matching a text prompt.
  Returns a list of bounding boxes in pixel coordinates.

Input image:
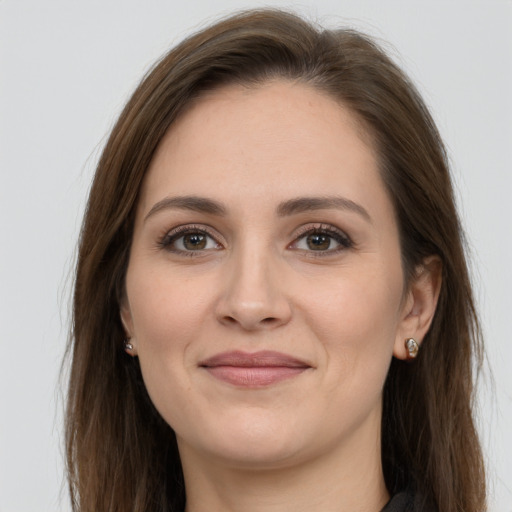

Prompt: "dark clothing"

[381,490,437,512]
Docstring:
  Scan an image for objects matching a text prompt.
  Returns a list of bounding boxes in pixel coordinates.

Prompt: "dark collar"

[381,491,413,512]
[381,490,437,512]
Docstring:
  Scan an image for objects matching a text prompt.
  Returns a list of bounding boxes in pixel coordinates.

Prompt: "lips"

[199,350,311,387]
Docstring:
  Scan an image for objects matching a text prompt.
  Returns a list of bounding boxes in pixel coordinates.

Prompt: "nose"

[215,246,292,331]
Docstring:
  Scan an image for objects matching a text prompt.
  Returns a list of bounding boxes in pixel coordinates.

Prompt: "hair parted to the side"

[65,9,485,512]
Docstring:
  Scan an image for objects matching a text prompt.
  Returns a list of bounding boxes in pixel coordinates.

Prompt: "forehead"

[139,80,386,216]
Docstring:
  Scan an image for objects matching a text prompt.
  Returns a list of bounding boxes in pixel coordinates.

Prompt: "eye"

[160,226,222,254]
[290,225,352,254]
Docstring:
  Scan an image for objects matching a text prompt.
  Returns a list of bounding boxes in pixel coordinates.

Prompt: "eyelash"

[158,224,222,256]
[158,223,353,257]
[289,224,353,256]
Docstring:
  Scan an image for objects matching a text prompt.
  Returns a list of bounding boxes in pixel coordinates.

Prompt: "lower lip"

[204,366,308,387]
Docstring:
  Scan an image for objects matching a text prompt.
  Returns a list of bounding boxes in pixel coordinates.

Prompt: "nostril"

[220,314,281,329]
[216,297,292,330]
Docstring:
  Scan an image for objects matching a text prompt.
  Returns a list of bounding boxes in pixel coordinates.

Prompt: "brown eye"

[161,228,221,253]
[291,226,352,255]
[306,233,332,250]
[183,233,207,250]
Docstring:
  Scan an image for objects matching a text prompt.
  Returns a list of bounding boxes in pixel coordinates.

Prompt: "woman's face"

[121,81,423,470]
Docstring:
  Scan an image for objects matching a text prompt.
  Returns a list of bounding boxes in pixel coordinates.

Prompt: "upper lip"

[199,350,311,368]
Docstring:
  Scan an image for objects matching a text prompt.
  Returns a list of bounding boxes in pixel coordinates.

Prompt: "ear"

[120,298,138,356]
[393,255,442,360]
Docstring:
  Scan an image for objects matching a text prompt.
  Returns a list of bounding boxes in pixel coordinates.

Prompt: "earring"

[405,338,419,359]
[124,339,134,351]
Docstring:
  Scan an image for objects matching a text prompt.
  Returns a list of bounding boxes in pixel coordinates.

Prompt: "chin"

[177,411,313,469]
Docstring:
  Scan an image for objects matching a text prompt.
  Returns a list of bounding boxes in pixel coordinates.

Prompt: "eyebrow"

[144,196,227,221]
[276,196,372,223]
[144,194,371,223]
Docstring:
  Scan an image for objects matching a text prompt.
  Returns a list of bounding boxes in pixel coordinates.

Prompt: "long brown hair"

[65,9,485,511]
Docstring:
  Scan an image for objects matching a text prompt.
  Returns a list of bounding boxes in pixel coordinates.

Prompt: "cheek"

[299,260,403,378]
[127,265,213,353]
[125,267,214,426]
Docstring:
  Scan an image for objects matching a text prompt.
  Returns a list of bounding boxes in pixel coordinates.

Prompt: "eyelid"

[288,223,353,253]
[292,222,349,239]
[158,224,224,253]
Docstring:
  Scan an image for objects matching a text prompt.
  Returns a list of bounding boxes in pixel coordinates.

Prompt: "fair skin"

[121,81,440,512]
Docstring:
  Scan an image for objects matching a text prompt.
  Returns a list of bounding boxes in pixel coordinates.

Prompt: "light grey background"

[1,1,511,510]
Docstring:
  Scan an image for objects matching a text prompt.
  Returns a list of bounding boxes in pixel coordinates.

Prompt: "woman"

[65,9,486,512]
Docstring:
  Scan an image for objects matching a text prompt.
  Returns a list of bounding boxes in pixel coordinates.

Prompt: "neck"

[180,413,389,512]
